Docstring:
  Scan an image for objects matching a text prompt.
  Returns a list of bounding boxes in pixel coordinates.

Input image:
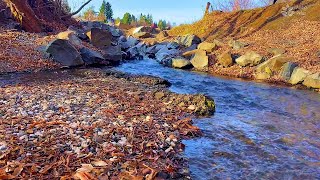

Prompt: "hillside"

[169,0,320,74]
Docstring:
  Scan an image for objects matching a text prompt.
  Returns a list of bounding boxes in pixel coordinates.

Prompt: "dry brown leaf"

[77,164,94,173]
[12,164,24,177]
[91,160,108,167]
[74,171,97,180]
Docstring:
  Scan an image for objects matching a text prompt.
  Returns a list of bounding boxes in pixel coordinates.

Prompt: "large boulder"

[197,41,217,53]
[217,51,233,67]
[256,55,291,75]
[46,39,84,67]
[289,68,310,85]
[175,34,201,47]
[302,73,320,89]
[119,36,139,50]
[156,46,180,59]
[166,42,180,49]
[108,26,123,37]
[155,46,179,66]
[134,43,148,57]
[228,39,249,50]
[57,30,82,46]
[172,57,192,69]
[280,62,298,81]
[103,45,122,64]
[126,47,141,60]
[235,51,264,67]
[182,49,206,59]
[190,51,209,70]
[80,47,105,65]
[86,28,112,48]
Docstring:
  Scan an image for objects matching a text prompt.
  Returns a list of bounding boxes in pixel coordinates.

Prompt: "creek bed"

[116,59,320,179]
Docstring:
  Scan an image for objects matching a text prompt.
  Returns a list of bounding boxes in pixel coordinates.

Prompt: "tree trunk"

[4,0,42,32]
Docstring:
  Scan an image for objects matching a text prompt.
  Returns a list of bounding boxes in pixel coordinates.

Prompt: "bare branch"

[60,0,92,18]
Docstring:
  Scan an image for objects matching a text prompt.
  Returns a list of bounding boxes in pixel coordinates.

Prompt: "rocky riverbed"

[0,68,214,179]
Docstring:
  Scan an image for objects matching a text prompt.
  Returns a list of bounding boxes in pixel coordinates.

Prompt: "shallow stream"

[116,59,320,179]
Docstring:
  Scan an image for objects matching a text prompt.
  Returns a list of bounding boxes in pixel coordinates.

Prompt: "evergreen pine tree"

[105,2,113,20]
[122,13,132,25]
[98,0,106,22]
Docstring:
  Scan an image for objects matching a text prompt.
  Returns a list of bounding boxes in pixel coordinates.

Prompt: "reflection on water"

[116,59,320,179]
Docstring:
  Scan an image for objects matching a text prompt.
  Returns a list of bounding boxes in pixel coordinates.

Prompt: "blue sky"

[68,0,266,24]
[68,0,209,24]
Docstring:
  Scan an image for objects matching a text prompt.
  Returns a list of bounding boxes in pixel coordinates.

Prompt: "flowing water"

[0,59,319,179]
[116,59,320,180]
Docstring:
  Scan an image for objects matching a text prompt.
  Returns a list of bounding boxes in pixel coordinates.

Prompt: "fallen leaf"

[91,160,108,167]
[77,164,94,173]
[74,171,97,180]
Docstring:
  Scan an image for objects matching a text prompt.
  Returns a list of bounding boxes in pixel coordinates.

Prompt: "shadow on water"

[115,59,320,180]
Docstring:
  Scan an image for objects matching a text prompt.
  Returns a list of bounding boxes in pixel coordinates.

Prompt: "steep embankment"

[169,0,320,74]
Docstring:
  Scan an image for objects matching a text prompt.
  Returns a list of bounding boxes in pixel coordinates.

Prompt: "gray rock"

[119,36,127,42]
[46,39,84,67]
[172,57,192,69]
[57,30,82,46]
[280,62,298,81]
[166,42,180,49]
[146,46,159,55]
[86,28,112,48]
[108,26,123,37]
[182,44,198,53]
[175,34,201,47]
[155,46,180,61]
[289,67,310,85]
[126,47,141,60]
[236,51,264,67]
[80,47,105,65]
[120,36,139,50]
[190,51,209,70]
[103,45,122,64]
